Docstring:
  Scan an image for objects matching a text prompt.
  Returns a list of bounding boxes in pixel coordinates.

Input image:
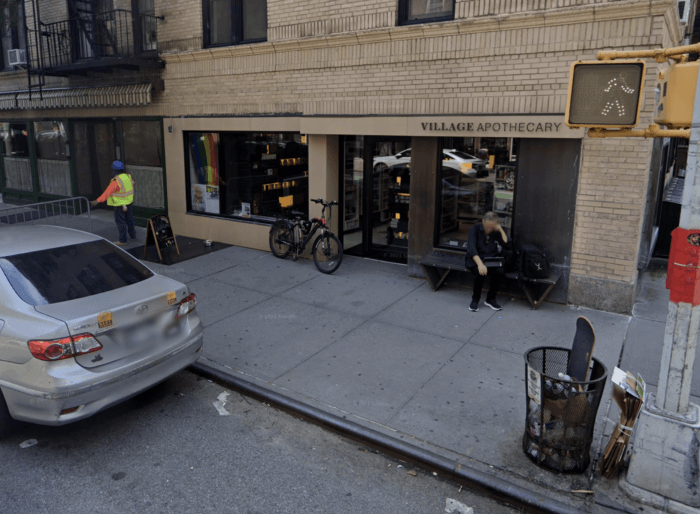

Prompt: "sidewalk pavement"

[3,204,697,513]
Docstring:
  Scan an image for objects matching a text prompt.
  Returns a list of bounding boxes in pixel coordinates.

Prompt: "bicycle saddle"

[291,210,305,217]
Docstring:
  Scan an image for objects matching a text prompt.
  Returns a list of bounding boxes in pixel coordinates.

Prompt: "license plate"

[124,320,158,346]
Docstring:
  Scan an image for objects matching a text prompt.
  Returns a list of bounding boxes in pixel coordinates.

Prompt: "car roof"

[0,225,102,258]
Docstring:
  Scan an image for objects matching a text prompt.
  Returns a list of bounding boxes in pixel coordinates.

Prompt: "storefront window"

[34,121,70,196]
[0,122,31,191]
[436,137,517,249]
[123,120,164,209]
[186,131,308,221]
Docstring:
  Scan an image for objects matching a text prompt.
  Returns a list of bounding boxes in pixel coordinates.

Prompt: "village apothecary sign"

[409,115,584,139]
[298,115,584,138]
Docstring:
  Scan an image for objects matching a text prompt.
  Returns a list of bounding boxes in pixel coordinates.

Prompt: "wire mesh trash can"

[523,346,607,473]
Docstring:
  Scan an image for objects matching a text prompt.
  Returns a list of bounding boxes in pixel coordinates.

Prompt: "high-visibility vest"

[106,173,134,207]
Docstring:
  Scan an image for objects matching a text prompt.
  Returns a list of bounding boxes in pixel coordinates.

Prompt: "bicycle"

[269,198,344,274]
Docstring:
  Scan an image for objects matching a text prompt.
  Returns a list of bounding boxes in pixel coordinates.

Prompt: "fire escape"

[25,0,163,100]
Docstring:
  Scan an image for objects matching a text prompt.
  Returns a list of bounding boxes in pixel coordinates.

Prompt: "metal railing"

[0,197,92,233]
[29,9,159,71]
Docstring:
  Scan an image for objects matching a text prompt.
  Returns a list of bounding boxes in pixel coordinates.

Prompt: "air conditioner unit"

[679,0,690,25]
[7,49,26,67]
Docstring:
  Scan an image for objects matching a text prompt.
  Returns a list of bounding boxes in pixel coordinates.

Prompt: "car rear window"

[0,240,154,306]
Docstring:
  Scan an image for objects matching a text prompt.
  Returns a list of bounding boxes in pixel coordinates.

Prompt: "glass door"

[341,136,411,262]
[342,136,364,256]
[368,138,410,261]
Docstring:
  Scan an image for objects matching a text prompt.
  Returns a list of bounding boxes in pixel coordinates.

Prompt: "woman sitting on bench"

[465,211,509,312]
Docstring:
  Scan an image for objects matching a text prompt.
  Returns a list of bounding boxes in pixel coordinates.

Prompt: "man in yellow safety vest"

[91,160,136,246]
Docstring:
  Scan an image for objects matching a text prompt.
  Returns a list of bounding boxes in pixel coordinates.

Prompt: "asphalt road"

[0,370,524,514]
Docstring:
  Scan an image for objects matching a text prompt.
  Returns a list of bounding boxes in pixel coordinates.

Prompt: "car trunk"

[34,275,190,369]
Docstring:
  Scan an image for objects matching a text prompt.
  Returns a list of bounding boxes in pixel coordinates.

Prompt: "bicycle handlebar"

[311,198,338,206]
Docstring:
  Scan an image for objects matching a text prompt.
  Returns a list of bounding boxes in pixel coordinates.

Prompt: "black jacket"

[464,223,506,269]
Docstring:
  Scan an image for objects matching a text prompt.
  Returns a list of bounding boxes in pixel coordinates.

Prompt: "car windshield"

[446,151,478,160]
[0,240,154,306]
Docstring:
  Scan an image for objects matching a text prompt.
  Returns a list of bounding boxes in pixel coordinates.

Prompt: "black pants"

[114,204,136,243]
[470,266,504,303]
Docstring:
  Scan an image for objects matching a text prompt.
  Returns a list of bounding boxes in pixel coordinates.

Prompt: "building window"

[137,0,157,52]
[122,120,165,209]
[435,137,517,250]
[203,0,267,47]
[399,0,455,26]
[186,131,308,221]
[1,122,31,192]
[34,121,71,196]
[0,1,26,71]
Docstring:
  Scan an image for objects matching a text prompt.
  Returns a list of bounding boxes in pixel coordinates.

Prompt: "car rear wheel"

[0,392,13,439]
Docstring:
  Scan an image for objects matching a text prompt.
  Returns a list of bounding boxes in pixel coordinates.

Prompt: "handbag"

[482,256,504,268]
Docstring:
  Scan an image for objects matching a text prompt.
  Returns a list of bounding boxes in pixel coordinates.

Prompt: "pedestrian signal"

[565,60,646,128]
[654,61,698,129]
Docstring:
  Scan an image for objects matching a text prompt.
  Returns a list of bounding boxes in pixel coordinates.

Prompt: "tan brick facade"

[0,0,686,313]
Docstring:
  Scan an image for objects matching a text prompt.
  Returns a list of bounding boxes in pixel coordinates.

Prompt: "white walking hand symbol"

[601,76,636,117]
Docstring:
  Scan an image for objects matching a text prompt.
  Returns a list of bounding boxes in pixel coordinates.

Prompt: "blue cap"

[111,160,125,170]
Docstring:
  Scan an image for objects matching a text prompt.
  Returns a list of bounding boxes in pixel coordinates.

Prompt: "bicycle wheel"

[312,232,343,274]
[269,221,293,258]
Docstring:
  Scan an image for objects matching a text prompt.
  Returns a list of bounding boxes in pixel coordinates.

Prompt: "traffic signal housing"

[565,60,646,129]
[654,61,698,129]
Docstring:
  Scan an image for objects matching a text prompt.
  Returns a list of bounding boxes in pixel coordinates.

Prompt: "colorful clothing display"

[189,133,219,186]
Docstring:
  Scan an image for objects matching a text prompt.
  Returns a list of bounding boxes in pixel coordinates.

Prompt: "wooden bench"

[505,271,561,310]
[419,253,468,292]
[420,253,560,310]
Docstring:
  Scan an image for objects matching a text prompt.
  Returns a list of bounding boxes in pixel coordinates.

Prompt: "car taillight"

[28,334,102,362]
[176,293,196,320]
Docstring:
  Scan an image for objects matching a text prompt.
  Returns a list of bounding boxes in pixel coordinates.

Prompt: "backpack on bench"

[517,244,550,280]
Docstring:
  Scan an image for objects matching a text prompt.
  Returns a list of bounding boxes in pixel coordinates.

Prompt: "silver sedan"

[0,225,203,435]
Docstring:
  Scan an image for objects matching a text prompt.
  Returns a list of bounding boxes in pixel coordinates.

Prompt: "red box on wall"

[667,227,700,305]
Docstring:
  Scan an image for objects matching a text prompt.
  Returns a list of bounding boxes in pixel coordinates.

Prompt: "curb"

[190,362,586,514]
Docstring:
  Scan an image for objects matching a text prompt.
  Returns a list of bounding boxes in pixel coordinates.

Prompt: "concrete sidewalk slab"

[165,245,264,279]
[389,341,526,459]
[339,255,409,276]
[201,296,367,381]
[209,254,320,295]
[279,268,426,318]
[186,277,271,327]
[464,301,629,371]
[632,267,669,322]
[279,320,465,424]
[621,317,700,397]
[373,284,493,342]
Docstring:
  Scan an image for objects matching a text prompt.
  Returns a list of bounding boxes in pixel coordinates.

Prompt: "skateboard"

[567,316,596,390]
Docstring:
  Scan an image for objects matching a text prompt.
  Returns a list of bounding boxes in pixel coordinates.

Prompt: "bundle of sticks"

[600,368,645,478]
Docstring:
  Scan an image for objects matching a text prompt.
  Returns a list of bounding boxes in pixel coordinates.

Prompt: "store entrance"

[73,120,116,201]
[341,136,411,263]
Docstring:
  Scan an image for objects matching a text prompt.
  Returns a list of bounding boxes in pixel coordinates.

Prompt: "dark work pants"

[470,266,504,303]
[114,204,136,243]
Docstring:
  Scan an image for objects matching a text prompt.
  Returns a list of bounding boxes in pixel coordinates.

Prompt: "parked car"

[0,225,203,436]
[373,148,486,176]
[440,177,478,200]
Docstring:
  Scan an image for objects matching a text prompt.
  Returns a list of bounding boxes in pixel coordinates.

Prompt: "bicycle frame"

[274,202,334,256]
